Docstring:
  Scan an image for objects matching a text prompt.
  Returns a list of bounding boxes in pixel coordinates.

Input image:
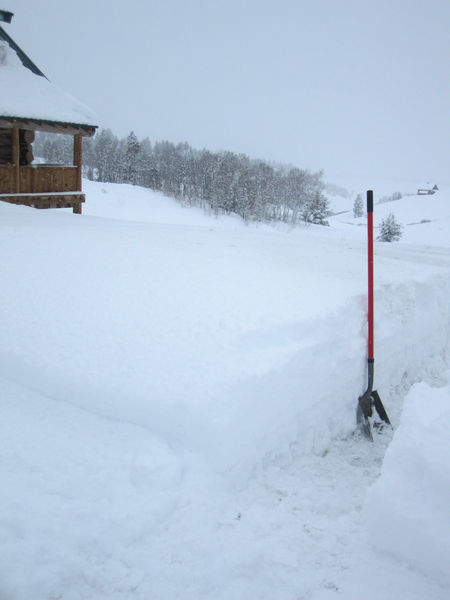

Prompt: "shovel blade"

[357,389,391,439]
[357,395,374,440]
[371,390,391,425]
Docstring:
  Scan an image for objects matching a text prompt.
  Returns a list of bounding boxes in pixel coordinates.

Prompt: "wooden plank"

[12,127,20,192]
[0,166,15,193]
[0,128,13,164]
[18,165,78,193]
[0,193,85,212]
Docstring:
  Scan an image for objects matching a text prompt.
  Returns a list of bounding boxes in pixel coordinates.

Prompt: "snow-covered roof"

[0,25,97,134]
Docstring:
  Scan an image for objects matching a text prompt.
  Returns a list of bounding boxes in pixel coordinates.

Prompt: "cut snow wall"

[365,377,450,589]
[217,273,450,477]
[1,271,448,480]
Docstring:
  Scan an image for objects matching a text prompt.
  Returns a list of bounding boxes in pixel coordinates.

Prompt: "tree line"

[34,129,330,225]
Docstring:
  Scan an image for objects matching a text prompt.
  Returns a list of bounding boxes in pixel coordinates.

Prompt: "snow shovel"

[357,190,392,439]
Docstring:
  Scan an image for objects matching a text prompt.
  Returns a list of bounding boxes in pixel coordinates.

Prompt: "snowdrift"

[366,376,450,589]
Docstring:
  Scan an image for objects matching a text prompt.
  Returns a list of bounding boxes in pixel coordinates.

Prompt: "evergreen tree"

[124,131,140,185]
[377,213,403,242]
[92,128,120,182]
[353,193,364,218]
[55,124,327,226]
[302,190,330,226]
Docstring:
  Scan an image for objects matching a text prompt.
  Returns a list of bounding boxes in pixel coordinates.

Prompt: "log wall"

[0,129,12,164]
[0,128,34,165]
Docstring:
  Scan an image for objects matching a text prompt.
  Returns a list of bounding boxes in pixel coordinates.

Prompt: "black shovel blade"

[371,390,392,426]
[357,410,373,440]
[357,393,374,440]
[357,389,391,439]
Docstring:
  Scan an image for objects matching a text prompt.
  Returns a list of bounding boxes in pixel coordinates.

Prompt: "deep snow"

[0,179,449,599]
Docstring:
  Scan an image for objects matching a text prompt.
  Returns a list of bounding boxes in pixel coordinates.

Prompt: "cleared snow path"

[2,377,448,599]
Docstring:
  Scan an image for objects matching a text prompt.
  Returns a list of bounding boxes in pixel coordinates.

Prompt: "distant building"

[417,185,438,196]
[0,10,97,213]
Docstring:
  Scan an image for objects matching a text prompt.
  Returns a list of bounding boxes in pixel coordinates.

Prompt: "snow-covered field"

[1,179,449,599]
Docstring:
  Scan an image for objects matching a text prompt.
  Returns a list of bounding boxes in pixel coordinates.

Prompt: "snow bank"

[365,376,450,589]
[83,180,243,228]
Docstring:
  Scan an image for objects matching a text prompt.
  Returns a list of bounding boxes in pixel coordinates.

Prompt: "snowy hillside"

[1,181,449,599]
[327,178,449,247]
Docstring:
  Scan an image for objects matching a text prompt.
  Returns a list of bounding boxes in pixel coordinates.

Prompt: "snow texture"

[0,179,449,599]
[366,377,450,589]
[0,39,96,126]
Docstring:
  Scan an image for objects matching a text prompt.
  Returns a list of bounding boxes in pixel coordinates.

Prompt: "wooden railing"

[0,164,80,195]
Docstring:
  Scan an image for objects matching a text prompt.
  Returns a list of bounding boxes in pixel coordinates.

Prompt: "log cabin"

[0,10,97,214]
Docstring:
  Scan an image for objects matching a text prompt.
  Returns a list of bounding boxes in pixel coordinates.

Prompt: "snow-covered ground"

[0,179,449,599]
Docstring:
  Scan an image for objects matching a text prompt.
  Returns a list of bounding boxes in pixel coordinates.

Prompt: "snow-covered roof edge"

[0,24,45,77]
[0,20,97,134]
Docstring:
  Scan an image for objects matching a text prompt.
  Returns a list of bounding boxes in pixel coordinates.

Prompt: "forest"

[34,129,330,225]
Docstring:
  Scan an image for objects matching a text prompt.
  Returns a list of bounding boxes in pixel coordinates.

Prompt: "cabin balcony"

[0,129,85,213]
[0,164,84,213]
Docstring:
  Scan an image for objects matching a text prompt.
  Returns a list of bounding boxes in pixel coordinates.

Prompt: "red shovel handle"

[367,191,374,361]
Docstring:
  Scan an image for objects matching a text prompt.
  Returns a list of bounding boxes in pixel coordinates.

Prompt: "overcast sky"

[5,0,450,183]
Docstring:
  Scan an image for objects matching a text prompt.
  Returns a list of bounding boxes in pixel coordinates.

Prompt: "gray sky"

[5,0,450,183]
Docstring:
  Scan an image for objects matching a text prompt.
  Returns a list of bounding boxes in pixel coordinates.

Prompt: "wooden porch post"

[12,127,20,193]
[73,134,82,190]
[73,134,83,214]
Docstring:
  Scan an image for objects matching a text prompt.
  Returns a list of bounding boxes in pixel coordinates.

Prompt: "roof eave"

[0,116,97,137]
